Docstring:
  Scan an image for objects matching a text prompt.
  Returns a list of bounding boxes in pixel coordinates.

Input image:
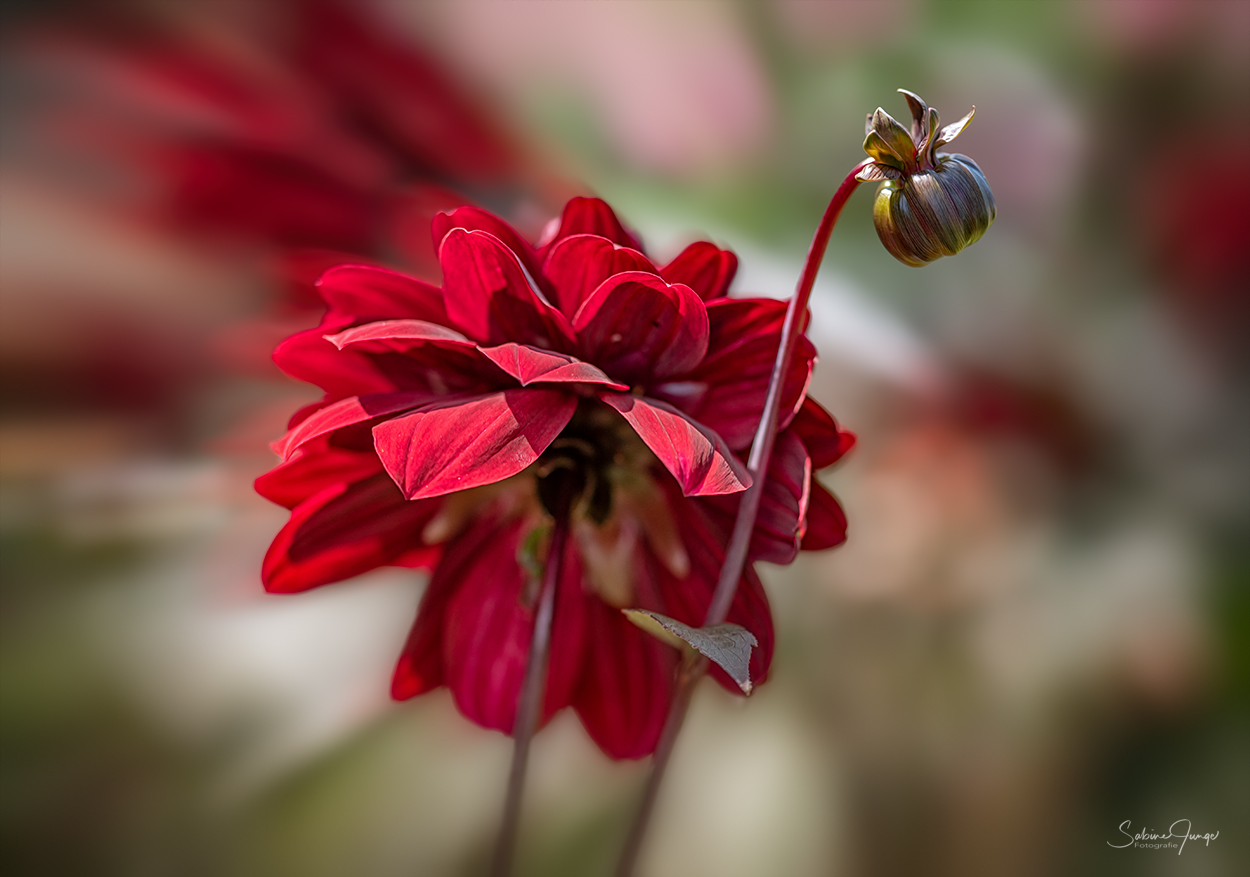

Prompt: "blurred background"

[2,1,1247,875]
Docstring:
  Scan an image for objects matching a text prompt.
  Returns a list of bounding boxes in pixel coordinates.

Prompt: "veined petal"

[479,343,627,389]
[261,474,442,594]
[601,393,749,496]
[660,241,738,301]
[373,389,576,500]
[439,228,576,350]
[273,391,434,460]
[317,265,448,326]
[541,234,657,319]
[438,515,587,730]
[325,318,473,348]
[572,595,673,759]
[801,479,848,550]
[544,196,642,252]
[573,272,709,382]
[856,163,898,183]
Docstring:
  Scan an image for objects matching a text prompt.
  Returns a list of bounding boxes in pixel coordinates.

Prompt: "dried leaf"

[622,609,758,694]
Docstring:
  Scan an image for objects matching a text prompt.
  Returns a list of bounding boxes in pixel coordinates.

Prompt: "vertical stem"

[491,512,570,877]
[613,652,701,877]
[615,161,869,877]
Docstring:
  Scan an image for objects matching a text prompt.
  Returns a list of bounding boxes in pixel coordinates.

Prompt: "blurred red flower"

[256,197,852,758]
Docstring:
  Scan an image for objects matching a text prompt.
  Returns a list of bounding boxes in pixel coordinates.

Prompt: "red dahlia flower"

[256,197,853,758]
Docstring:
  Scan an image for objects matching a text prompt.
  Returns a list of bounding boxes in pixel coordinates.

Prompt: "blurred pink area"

[405,0,774,177]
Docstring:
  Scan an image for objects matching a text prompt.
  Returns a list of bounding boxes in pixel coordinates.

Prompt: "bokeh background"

[2,1,1247,875]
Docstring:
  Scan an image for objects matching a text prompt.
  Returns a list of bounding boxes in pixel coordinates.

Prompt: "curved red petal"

[276,328,506,402]
[671,299,816,449]
[438,515,588,731]
[479,343,627,389]
[541,234,658,319]
[261,473,442,594]
[255,439,384,510]
[273,391,433,460]
[790,397,856,469]
[602,394,750,496]
[698,428,811,565]
[660,241,738,301]
[325,318,473,348]
[572,596,674,759]
[432,205,542,279]
[439,228,575,349]
[391,507,505,702]
[572,272,709,383]
[317,265,448,326]
[801,480,848,550]
[544,196,642,252]
[373,389,576,500]
[273,328,399,398]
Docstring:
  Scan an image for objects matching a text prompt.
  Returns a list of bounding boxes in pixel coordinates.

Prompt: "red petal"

[373,389,576,500]
[541,234,658,319]
[317,265,449,326]
[274,328,399,397]
[699,429,811,565]
[544,196,642,252]
[261,473,442,593]
[601,394,750,496]
[256,440,383,510]
[572,596,674,759]
[670,298,815,449]
[273,391,433,460]
[572,272,709,382]
[391,507,501,702]
[325,318,472,348]
[660,241,738,300]
[790,397,856,469]
[432,206,542,279]
[479,343,628,389]
[278,323,514,401]
[439,228,575,349]
[801,480,848,550]
[438,515,588,731]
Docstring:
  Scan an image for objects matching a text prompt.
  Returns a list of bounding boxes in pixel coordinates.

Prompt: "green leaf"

[622,609,759,694]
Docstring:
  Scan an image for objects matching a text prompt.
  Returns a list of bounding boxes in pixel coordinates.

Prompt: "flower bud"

[858,89,995,267]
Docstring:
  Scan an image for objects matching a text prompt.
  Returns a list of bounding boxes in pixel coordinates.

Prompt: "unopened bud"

[858,89,995,267]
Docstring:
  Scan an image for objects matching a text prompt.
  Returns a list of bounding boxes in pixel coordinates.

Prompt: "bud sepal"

[859,89,995,267]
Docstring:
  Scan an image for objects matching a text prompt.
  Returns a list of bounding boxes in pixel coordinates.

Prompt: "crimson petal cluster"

[256,197,853,758]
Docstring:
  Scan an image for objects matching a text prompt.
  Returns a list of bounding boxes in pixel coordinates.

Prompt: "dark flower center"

[535,400,627,524]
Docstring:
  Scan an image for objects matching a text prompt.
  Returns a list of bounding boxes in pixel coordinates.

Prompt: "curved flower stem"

[491,507,571,877]
[615,161,870,877]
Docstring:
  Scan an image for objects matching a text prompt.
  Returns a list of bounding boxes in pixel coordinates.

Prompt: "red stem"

[615,161,869,877]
